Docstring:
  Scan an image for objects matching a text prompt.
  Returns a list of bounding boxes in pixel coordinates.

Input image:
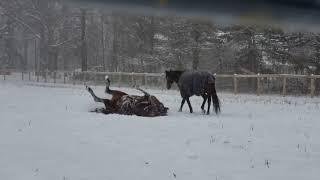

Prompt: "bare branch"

[1,11,41,39]
[49,35,80,47]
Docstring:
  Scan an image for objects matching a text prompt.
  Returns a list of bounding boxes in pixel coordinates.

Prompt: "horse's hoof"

[90,108,99,113]
[202,109,206,114]
[178,109,182,112]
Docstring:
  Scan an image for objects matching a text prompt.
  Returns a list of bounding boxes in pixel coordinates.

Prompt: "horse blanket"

[178,71,215,97]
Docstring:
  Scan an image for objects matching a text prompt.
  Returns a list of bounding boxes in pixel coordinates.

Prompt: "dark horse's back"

[178,71,215,96]
[178,70,220,114]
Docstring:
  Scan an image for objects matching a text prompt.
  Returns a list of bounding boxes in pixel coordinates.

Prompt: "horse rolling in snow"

[165,70,220,115]
[86,76,168,117]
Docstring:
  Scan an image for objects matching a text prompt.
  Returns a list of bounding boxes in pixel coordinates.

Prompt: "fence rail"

[214,73,320,97]
[1,70,319,97]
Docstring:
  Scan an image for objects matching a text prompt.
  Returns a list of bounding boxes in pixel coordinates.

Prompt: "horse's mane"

[166,70,185,73]
[165,70,185,79]
[170,70,185,73]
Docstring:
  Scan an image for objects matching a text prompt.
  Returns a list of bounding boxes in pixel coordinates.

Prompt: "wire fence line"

[1,70,319,97]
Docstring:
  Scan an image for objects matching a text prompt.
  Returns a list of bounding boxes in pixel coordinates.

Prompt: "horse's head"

[146,96,169,117]
[165,70,184,89]
[165,70,174,89]
[127,95,169,117]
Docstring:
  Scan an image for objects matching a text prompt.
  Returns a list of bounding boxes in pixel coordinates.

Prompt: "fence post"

[28,72,31,81]
[53,71,56,83]
[257,73,261,96]
[233,74,238,95]
[85,71,88,84]
[21,71,24,81]
[44,70,47,83]
[118,72,122,87]
[310,74,315,98]
[36,71,39,82]
[131,72,135,87]
[72,71,75,85]
[63,72,66,84]
[282,76,287,96]
[144,73,147,88]
[162,74,166,90]
[94,72,98,86]
[82,71,86,85]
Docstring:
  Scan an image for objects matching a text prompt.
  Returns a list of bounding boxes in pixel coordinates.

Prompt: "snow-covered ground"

[1,80,320,180]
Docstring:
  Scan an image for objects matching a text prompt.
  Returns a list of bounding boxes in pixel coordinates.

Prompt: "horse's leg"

[136,87,150,97]
[207,95,211,115]
[201,95,207,113]
[86,86,113,113]
[90,107,111,114]
[186,98,193,113]
[179,98,186,112]
[86,86,104,103]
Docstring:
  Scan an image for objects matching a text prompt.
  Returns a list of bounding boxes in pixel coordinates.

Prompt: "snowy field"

[1,80,320,180]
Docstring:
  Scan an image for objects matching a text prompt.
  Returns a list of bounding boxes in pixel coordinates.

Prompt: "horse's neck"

[175,73,183,83]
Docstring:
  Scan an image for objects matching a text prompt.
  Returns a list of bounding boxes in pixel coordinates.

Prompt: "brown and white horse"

[86,76,168,117]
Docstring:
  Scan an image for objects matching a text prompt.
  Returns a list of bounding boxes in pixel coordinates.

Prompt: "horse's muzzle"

[166,83,171,89]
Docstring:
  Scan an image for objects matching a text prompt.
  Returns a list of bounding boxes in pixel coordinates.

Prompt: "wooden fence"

[1,71,319,97]
[216,74,320,97]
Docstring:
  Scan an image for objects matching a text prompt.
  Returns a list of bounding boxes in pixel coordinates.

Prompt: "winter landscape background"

[1,1,320,180]
[1,0,320,75]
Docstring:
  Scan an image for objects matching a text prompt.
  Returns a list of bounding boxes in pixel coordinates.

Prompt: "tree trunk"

[39,28,48,73]
[48,28,58,72]
[23,39,28,71]
[101,15,106,71]
[111,15,119,72]
[150,16,155,54]
[52,47,58,71]
[192,48,200,70]
[4,18,15,69]
[34,39,37,73]
[81,9,87,72]
[191,23,201,70]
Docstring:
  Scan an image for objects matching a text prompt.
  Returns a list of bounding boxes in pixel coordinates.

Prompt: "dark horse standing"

[165,70,220,115]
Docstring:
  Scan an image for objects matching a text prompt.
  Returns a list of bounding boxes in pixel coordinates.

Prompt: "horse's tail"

[211,83,221,114]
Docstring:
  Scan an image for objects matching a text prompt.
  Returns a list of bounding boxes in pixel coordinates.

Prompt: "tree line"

[0,0,320,75]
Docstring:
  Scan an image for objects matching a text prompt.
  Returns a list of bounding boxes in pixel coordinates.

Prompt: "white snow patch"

[154,33,169,41]
[215,30,230,37]
[0,81,320,180]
